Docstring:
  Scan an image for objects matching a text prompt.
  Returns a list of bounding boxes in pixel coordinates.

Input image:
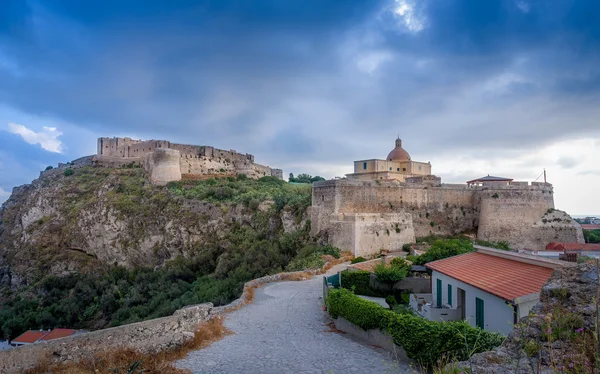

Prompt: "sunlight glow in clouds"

[392,0,425,32]
[7,122,64,153]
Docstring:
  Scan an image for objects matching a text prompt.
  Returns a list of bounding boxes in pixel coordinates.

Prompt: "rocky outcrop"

[451,262,599,373]
[0,162,307,290]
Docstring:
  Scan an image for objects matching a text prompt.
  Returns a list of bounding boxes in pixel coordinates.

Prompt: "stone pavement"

[175,267,416,374]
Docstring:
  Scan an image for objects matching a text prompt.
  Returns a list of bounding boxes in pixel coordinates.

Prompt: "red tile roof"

[546,242,600,251]
[12,330,49,344]
[426,252,554,302]
[581,224,600,231]
[39,328,77,341]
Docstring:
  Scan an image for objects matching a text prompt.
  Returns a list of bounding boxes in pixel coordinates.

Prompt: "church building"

[346,137,432,181]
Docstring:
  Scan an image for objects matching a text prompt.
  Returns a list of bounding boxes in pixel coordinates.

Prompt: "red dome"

[387,138,411,161]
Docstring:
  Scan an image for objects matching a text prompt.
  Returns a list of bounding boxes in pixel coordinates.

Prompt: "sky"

[0,0,599,215]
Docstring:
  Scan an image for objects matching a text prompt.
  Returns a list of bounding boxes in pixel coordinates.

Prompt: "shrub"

[414,239,474,266]
[392,304,415,316]
[340,270,381,297]
[373,262,407,286]
[389,257,411,271]
[328,288,504,367]
[402,243,412,252]
[45,165,53,171]
[350,256,367,264]
[63,168,75,176]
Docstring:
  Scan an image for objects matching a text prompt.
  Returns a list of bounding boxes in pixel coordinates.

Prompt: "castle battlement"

[95,137,282,183]
[311,153,580,256]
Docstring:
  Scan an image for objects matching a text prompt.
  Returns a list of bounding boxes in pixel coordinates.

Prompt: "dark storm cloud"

[0,0,599,185]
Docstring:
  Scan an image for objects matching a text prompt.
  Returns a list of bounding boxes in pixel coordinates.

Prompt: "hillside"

[0,159,330,339]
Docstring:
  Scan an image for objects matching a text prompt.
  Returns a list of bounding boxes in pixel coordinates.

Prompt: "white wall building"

[413,247,569,335]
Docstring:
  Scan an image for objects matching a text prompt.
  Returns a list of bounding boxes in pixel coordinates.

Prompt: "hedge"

[327,288,504,367]
[340,270,383,297]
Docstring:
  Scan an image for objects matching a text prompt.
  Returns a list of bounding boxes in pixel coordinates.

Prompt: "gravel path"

[175,270,415,374]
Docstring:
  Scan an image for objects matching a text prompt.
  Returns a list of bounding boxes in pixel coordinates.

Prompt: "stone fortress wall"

[96,137,283,183]
[311,178,584,257]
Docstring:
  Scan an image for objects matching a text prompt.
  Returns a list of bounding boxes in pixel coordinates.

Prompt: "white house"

[411,247,569,335]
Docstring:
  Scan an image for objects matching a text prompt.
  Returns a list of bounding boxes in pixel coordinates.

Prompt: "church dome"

[386,138,411,161]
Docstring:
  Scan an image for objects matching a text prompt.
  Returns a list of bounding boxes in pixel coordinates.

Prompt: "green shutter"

[476,298,484,329]
[436,279,442,307]
[447,284,452,306]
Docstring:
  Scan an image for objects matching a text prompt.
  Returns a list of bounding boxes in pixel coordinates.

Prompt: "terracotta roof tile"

[426,252,554,302]
[546,242,600,251]
[39,328,77,341]
[581,224,600,231]
[12,330,49,344]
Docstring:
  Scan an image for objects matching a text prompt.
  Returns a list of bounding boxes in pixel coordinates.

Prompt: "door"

[457,288,466,319]
[476,297,485,329]
[436,279,442,307]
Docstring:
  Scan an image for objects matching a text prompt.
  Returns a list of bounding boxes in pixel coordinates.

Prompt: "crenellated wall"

[311,178,583,255]
[96,137,281,182]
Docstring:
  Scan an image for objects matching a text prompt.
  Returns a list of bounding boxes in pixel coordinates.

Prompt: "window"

[389,167,392,171]
[447,284,452,306]
[476,298,484,329]
[397,168,400,171]
[363,162,367,170]
[321,195,324,202]
[419,166,422,171]
[436,279,442,307]
[402,167,406,172]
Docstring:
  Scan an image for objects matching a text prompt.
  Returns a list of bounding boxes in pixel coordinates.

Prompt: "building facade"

[346,138,432,182]
[415,247,568,335]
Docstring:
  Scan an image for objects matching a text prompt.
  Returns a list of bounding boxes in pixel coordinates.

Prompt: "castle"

[95,137,283,183]
[311,138,584,256]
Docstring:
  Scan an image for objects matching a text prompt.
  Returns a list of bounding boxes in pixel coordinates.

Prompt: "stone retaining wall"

[0,269,320,373]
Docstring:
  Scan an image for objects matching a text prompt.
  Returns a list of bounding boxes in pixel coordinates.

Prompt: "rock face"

[452,262,599,373]
[0,162,307,290]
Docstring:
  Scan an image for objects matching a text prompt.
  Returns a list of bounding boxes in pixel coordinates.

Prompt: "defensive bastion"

[310,177,584,257]
[95,137,283,183]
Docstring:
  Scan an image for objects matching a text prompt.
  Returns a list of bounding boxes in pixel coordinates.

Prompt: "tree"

[288,173,325,183]
[374,262,408,288]
[414,239,474,265]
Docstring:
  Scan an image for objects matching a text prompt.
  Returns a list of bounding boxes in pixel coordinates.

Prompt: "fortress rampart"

[311,178,583,256]
[95,137,282,183]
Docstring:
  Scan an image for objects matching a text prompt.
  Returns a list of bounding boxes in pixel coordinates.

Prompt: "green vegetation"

[288,173,325,184]
[373,259,409,287]
[340,270,383,297]
[475,239,512,251]
[327,288,504,367]
[0,167,332,340]
[168,175,311,217]
[285,244,340,271]
[63,168,74,176]
[413,239,474,265]
[45,165,53,171]
[584,229,600,244]
[350,256,367,264]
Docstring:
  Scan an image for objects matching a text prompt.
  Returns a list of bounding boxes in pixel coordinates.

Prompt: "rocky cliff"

[453,261,599,373]
[0,158,309,291]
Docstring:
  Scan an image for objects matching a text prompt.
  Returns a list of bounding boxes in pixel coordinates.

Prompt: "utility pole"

[544,168,546,183]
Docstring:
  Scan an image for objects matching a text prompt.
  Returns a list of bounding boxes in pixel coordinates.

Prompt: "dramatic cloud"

[7,122,63,153]
[0,0,599,214]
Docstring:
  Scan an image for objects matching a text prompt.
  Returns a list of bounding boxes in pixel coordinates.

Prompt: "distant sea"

[572,215,600,219]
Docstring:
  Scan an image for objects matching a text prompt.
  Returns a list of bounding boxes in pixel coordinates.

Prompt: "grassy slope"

[0,166,335,340]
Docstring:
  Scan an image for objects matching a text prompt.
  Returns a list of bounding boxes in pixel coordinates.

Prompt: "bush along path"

[175,264,416,374]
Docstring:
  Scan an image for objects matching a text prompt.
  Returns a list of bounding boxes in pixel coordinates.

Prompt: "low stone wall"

[0,303,212,373]
[0,269,321,373]
[333,316,410,362]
